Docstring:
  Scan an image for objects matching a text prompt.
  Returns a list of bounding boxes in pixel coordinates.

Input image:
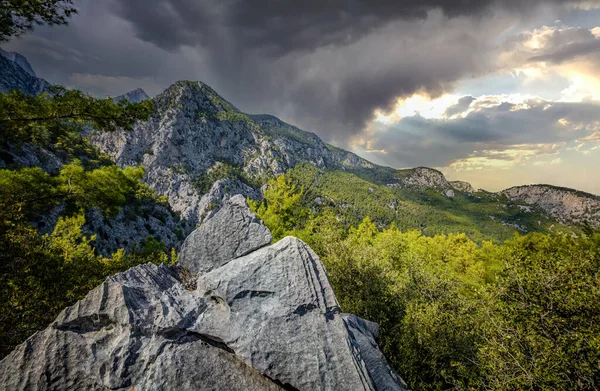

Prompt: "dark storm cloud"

[112,0,578,53]
[444,95,475,117]
[501,24,600,66]
[3,0,592,145]
[362,98,600,168]
[529,37,600,64]
[105,0,587,142]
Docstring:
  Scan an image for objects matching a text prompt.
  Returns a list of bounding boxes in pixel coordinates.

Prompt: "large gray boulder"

[178,194,272,273]
[0,197,408,391]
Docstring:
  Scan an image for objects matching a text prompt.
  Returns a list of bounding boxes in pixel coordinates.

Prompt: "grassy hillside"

[287,163,576,243]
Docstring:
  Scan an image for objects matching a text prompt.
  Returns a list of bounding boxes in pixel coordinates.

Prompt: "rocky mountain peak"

[115,87,150,103]
[0,48,36,77]
[0,197,408,391]
[156,80,243,116]
[391,167,451,190]
[0,49,50,95]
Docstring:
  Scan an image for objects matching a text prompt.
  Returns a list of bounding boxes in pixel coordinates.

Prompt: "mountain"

[2,50,598,246]
[115,87,150,103]
[0,48,36,77]
[450,180,475,193]
[92,81,376,228]
[0,48,50,95]
[89,81,596,240]
[0,197,408,391]
[502,185,600,227]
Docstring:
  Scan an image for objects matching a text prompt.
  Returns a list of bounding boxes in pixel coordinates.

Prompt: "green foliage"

[249,174,306,240]
[58,160,145,216]
[0,166,59,219]
[0,160,153,219]
[0,0,77,42]
[286,163,573,244]
[0,211,175,358]
[0,87,153,146]
[216,110,255,127]
[193,160,260,194]
[257,182,600,390]
[479,233,600,390]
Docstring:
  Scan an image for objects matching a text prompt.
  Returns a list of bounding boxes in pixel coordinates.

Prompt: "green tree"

[479,233,600,390]
[249,174,306,240]
[0,87,154,146]
[0,0,77,42]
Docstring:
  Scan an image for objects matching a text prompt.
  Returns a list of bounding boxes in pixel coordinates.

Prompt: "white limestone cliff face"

[0,196,409,391]
[501,185,600,227]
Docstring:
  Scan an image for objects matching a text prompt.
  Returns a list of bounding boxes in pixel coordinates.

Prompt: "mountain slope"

[1,50,597,241]
[0,49,50,95]
[502,185,600,227]
[89,79,598,240]
[92,81,376,228]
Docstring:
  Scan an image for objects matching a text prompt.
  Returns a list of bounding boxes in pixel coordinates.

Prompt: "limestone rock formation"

[450,180,475,193]
[0,197,408,391]
[178,194,272,273]
[91,81,375,227]
[501,185,600,227]
[388,167,451,190]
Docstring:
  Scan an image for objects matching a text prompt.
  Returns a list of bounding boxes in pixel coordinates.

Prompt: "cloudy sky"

[3,0,600,193]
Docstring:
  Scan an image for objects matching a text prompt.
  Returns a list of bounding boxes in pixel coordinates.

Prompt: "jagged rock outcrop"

[388,167,451,190]
[251,114,374,170]
[0,197,408,391]
[443,189,455,198]
[450,181,475,193]
[501,185,600,227]
[178,195,272,273]
[0,48,36,77]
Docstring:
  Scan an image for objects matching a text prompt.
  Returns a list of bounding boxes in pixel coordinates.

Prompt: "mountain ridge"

[2,50,598,237]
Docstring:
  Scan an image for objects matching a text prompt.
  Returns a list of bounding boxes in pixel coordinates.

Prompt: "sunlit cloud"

[499,24,600,102]
[374,93,461,124]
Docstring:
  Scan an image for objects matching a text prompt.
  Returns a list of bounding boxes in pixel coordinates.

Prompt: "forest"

[251,175,600,390]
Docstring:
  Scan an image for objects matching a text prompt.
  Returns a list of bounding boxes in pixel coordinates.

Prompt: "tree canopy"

[0,0,76,42]
[252,172,600,390]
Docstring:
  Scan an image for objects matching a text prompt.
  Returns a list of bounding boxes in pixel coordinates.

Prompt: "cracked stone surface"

[0,198,408,391]
[178,194,272,274]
